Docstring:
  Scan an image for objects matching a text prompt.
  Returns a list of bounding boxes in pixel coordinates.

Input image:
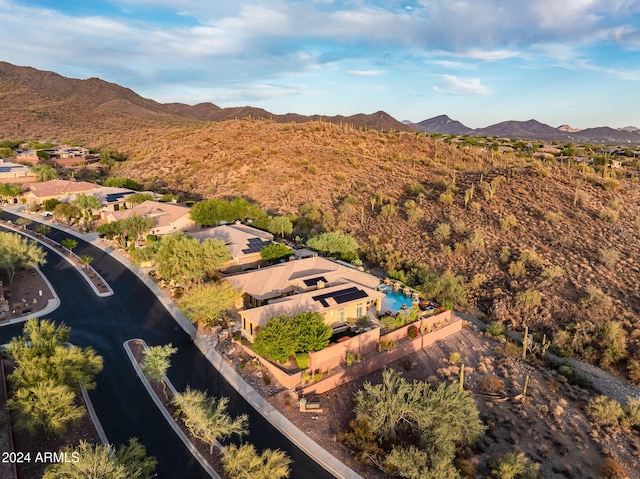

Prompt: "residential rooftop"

[189,223,274,260]
[226,256,381,302]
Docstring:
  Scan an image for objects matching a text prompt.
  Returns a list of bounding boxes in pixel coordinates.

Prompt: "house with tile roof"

[60,186,137,213]
[226,256,383,338]
[25,179,100,203]
[189,223,275,273]
[105,200,195,235]
[0,159,35,182]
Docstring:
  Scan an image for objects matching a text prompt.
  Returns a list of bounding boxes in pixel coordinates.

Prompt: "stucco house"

[226,256,384,338]
[0,160,35,182]
[60,186,137,213]
[25,179,100,204]
[189,223,275,273]
[105,200,195,235]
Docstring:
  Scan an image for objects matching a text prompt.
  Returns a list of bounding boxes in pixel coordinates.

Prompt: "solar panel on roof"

[241,237,272,254]
[303,276,328,287]
[312,286,368,307]
[334,288,368,304]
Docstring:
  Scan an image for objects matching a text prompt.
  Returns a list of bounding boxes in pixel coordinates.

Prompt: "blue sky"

[2,0,640,129]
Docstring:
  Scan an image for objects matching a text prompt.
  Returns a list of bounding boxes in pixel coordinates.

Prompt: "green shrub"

[407,325,418,339]
[508,260,527,278]
[439,190,454,205]
[541,265,563,281]
[433,223,451,241]
[598,248,620,268]
[486,321,506,337]
[378,338,396,352]
[599,208,619,223]
[491,451,541,479]
[295,352,310,370]
[515,289,542,313]
[544,211,563,224]
[449,352,461,364]
[602,178,621,190]
[500,214,517,231]
[586,396,625,428]
[381,315,405,330]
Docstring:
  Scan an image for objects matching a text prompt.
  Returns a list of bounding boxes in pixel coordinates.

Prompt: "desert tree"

[0,183,23,203]
[7,379,85,438]
[140,343,177,398]
[252,311,331,364]
[42,438,157,479]
[79,255,93,269]
[126,192,155,205]
[222,443,291,479]
[0,231,46,283]
[178,281,242,327]
[172,386,248,454]
[350,369,484,477]
[260,243,293,262]
[61,237,79,256]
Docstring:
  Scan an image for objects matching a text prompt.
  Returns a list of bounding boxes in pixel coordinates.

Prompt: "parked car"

[40,211,53,217]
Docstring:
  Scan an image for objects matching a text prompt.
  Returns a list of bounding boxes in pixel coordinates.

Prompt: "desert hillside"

[103,119,640,370]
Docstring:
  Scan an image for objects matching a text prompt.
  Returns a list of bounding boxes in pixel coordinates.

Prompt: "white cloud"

[462,49,522,62]
[346,70,385,76]
[433,75,492,96]
[426,60,476,70]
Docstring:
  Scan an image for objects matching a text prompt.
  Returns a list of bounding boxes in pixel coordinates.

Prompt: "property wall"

[301,318,462,396]
[235,341,303,389]
[378,309,452,344]
[308,327,380,373]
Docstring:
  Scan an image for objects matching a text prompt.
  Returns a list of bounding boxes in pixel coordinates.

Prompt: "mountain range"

[0,61,639,144]
[409,115,640,144]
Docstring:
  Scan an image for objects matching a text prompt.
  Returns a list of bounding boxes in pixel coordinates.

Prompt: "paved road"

[0,214,335,479]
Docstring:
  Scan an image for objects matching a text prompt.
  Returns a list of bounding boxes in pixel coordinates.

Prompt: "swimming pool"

[379,286,417,314]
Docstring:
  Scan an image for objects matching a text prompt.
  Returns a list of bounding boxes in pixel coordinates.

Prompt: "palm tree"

[222,443,291,479]
[80,255,93,269]
[72,193,101,231]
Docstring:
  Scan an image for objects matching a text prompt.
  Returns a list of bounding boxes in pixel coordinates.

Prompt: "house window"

[356,303,364,318]
[338,308,345,323]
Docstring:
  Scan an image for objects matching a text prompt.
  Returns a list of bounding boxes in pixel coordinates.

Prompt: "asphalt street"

[0,214,335,479]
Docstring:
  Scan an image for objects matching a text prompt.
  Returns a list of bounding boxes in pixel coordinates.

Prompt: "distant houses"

[0,159,35,182]
[16,145,96,168]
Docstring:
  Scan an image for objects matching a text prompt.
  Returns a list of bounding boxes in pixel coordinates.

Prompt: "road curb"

[0,219,113,297]
[123,339,220,479]
[0,266,60,328]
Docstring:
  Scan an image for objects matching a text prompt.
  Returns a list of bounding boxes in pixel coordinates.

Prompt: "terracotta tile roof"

[189,224,274,259]
[28,180,100,198]
[227,256,381,301]
[107,200,191,229]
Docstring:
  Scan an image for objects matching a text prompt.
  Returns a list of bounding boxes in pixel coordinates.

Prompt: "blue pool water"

[379,287,416,313]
